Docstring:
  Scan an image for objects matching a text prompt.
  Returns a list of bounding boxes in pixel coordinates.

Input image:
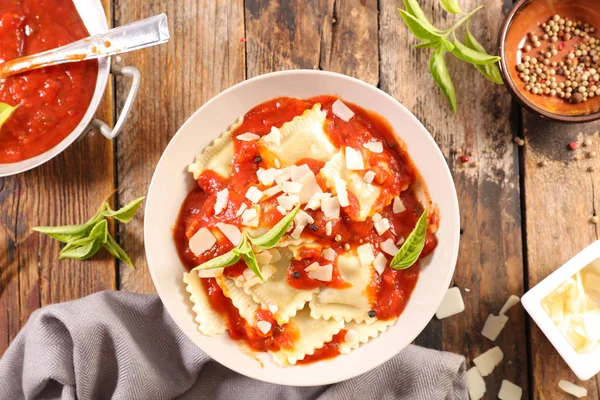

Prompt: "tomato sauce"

[173,95,440,363]
[0,0,98,163]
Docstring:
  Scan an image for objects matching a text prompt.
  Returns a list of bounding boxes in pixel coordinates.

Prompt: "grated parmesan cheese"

[357,243,375,266]
[245,186,263,203]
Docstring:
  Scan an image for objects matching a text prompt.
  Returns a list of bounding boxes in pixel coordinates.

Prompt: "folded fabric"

[0,291,467,400]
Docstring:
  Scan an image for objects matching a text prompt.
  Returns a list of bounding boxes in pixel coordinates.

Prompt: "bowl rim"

[144,69,461,385]
[498,0,600,123]
[0,0,110,177]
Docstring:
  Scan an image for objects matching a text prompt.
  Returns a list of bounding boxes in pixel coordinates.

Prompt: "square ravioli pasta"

[174,95,439,366]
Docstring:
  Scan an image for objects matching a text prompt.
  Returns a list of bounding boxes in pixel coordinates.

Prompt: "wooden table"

[1,1,599,398]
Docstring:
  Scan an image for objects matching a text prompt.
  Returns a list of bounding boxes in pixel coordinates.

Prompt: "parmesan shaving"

[345,147,365,170]
[374,218,390,235]
[466,367,486,400]
[325,221,333,236]
[282,181,303,195]
[257,168,280,186]
[481,314,509,341]
[435,287,465,319]
[263,185,283,199]
[473,346,503,376]
[305,262,333,282]
[380,239,399,256]
[245,186,263,203]
[332,99,355,122]
[241,208,259,227]
[321,196,341,220]
[558,380,587,398]
[363,171,376,183]
[214,188,229,215]
[334,176,349,207]
[373,252,388,275]
[357,244,375,266]
[216,223,242,246]
[393,196,406,213]
[363,141,383,153]
[189,227,216,256]
[263,126,281,145]
[498,380,522,400]
[257,320,272,334]
[236,203,248,217]
[197,268,224,278]
[322,248,336,261]
[236,132,260,141]
[499,295,521,315]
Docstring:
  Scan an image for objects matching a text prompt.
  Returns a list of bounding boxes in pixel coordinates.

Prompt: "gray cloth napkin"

[0,291,467,400]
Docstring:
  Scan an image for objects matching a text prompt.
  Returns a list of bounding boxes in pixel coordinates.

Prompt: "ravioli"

[183,271,227,336]
[319,151,382,221]
[339,318,397,354]
[216,275,260,325]
[259,104,336,166]
[309,252,375,324]
[188,116,242,179]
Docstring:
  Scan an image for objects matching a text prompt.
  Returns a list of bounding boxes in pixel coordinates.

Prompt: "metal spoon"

[0,13,169,79]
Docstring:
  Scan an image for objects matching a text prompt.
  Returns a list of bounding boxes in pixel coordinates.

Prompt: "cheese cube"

[435,287,465,319]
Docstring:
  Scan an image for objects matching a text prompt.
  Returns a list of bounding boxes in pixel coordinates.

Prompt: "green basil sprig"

[390,209,429,270]
[0,103,19,130]
[399,0,502,113]
[193,204,301,280]
[33,196,144,267]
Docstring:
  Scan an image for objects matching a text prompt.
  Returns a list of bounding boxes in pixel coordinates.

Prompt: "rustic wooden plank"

[114,0,246,293]
[0,0,115,356]
[523,117,600,399]
[379,0,528,397]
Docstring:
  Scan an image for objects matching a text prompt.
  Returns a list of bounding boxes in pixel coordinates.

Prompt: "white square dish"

[521,240,600,381]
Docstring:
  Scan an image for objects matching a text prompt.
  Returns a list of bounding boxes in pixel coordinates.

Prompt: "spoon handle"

[0,14,169,78]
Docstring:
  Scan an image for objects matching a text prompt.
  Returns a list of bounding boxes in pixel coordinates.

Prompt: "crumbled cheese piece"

[332,99,355,122]
[295,171,322,203]
[216,223,242,246]
[257,168,280,186]
[481,314,509,341]
[270,249,281,263]
[290,210,314,239]
[282,181,303,195]
[262,264,277,280]
[374,218,390,235]
[274,158,281,168]
[241,208,259,227]
[305,192,330,210]
[363,141,383,153]
[291,164,311,181]
[473,346,503,377]
[583,310,600,341]
[263,184,283,199]
[558,380,587,398]
[393,196,406,213]
[197,268,223,278]
[334,177,349,207]
[498,380,522,400]
[344,243,350,251]
[236,203,248,217]
[464,288,471,292]
[255,250,273,266]
[214,188,229,215]
[243,268,256,281]
[262,126,281,145]
[268,304,279,314]
[373,252,388,275]
[189,227,216,256]
[335,234,342,242]
[345,147,365,170]
[435,287,465,319]
[325,221,333,236]
[357,244,375,266]
[344,329,359,346]
[245,186,263,203]
[321,196,341,219]
[256,320,272,334]
[274,167,293,184]
[466,367,486,400]
[322,248,336,261]
[397,237,405,246]
[236,132,260,141]
[499,295,521,315]
[277,194,300,211]
[276,205,287,215]
[380,239,399,256]
[305,262,333,282]
[363,170,376,183]
[372,212,383,222]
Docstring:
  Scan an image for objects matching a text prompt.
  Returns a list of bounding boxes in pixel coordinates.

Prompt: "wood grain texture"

[379,0,528,397]
[114,0,245,293]
[523,116,600,399]
[0,0,115,356]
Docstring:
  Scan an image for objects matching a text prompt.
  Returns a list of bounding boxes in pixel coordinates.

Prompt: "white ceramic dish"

[522,240,600,381]
[144,70,460,386]
[0,0,140,177]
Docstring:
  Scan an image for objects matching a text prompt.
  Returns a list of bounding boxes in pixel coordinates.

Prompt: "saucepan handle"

[91,63,141,140]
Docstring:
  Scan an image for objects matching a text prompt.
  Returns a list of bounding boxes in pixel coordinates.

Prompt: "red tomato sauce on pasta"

[174,96,439,364]
[0,0,98,163]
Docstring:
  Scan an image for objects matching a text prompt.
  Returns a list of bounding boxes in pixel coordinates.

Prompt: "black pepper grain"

[292,271,300,279]
[579,56,586,63]
[368,310,376,318]
[310,224,318,232]
[253,155,262,163]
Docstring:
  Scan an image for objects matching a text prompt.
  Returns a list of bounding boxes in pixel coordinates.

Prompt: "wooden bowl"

[499,0,600,123]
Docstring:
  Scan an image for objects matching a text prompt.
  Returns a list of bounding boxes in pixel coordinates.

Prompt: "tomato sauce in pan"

[0,0,98,163]
[174,96,439,364]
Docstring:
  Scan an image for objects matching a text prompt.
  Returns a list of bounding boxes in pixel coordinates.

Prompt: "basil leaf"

[250,204,301,249]
[399,10,443,42]
[414,41,438,49]
[192,250,241,271]
[242,250,264,281]
[390,209,428,270]
[0,103,18,130]
[465,25,504,84]
[452,34,501,65]
[32,203,107,243]
[233,234,253,254]
[439,0,463,14]
[103,196,145,223]
[59,235,102,260]
[429,48,457,113]
[401,1,444,34]
[103,233,134,268]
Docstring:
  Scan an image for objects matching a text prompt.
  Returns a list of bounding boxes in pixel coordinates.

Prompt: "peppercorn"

[568,141,578,150]
[591,215,600,224]
[571,93,584,103]
[459,155,470,163]
[368,310,377,318]
[253,155,262,163]
[310,224,318,232]
[292,271,300,279]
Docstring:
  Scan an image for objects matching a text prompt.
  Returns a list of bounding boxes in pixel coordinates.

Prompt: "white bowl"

[145,70,460,386]
[521,240,600,381]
